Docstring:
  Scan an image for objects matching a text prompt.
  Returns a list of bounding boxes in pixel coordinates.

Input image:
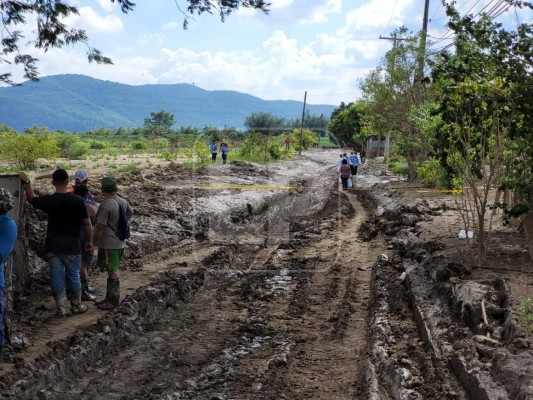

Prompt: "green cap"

[101,176,117,191]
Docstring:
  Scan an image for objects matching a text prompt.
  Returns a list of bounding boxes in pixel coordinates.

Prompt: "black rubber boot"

[81,279,96,302]
[95,278,111,307]
[97,278,120,310]
[68,291,88,315]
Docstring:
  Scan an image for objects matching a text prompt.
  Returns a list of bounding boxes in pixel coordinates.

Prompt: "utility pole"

[299,91,307,156]
[417,0,431,84]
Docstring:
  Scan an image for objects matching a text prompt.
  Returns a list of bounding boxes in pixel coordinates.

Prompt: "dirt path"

[1,162,386,399]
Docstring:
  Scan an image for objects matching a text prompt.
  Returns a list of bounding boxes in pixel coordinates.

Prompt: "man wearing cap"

[93,177,133,310]
[19,169,93,316]
[0,188,17,369]
[70,169,95,206]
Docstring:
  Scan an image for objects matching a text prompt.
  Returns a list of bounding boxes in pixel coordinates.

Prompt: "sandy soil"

[0,150,531,399]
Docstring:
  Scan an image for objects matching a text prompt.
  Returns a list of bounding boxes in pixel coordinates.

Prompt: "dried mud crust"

[357,173,533,399]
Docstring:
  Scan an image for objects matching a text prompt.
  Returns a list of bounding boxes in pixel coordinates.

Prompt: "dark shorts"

[350,165,358,175]
[211,152,217,160]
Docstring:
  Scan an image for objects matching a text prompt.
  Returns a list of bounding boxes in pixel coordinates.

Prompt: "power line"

[380,0,399,36]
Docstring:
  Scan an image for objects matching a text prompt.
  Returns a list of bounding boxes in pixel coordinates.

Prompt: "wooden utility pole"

[299,91,307,155]
[417,0,431,84]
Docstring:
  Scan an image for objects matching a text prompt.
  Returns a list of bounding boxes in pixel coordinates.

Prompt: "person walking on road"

[221,142,229,165]
[349,152,360,176]
[93,177,133,311]
[210,141,218,163]
[20,169,93,317]
[0,188,17,369]
[339,159,352,191]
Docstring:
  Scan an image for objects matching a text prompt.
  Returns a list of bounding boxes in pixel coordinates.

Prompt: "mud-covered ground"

[0,151,531,399]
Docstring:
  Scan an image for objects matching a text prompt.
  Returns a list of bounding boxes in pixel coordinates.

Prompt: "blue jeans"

[0,280,4,349]
[46,253,82,295]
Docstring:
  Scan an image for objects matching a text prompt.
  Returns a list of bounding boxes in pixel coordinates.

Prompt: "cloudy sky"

[4,0,532,105]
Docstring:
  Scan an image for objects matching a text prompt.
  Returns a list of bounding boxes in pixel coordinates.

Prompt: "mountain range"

[0,74,337,132]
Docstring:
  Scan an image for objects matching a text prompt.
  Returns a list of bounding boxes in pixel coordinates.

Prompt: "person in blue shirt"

[0,188,17,370]
[349,152,361,176]
[210,141,218,163]
[221,142,229,165]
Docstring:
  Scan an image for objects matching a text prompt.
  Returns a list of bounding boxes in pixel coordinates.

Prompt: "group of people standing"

[337,151,364,191]
[0,169,133,368]
[210,141,230,164]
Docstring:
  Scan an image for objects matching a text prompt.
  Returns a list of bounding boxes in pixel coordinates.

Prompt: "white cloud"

[65,6,124,34]
[271,0,294,10]
[300,0,343,25]
[96,0,116,13]
[162,21,179,31]
[339,0,414,35]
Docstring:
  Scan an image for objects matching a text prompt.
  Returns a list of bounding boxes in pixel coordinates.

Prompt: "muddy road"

[1,151,532,399]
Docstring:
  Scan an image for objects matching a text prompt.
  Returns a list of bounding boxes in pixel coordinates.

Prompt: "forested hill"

[0,74,336,132]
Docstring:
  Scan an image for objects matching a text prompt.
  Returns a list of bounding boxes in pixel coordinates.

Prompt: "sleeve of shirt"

[30,196,44,211]
[0,219,18,265]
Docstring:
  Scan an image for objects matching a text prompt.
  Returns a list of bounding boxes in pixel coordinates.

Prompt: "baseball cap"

[52,169,69,182]
[101,176,117,191]
[75,169,90,182]
[0,188,14,212]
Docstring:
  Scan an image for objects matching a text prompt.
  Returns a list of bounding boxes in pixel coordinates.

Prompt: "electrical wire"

[380,0,399,37]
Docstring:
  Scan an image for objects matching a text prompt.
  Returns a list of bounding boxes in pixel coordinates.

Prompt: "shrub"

[268,143,283,160]
[193,142,210,162]
[130,140,148,150]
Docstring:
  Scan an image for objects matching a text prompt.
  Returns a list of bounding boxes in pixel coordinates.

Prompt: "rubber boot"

[97,278,120,310]
[54,291,71,317]
[95,278,111,307]
[68,291,88,315]
[81,279,96,302]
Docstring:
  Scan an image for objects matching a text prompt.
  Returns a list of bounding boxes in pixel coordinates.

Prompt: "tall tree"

[144,110,175,136]
[360,27,434,179]
[0,1,270,84]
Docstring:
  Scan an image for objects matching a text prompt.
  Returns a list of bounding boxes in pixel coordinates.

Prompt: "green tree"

[144,110,175,136]
[360,27,434,179]
[0,1,269,84]
[327,102,367,148]
[0,131,59,168]
[430,2,533,258]
[291,129,317,151]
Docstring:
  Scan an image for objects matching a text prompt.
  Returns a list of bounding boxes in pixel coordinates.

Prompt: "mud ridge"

[359,184,533,399]
[0,270,206,399]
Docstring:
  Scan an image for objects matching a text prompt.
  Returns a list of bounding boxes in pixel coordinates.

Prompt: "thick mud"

[1,152,531,399]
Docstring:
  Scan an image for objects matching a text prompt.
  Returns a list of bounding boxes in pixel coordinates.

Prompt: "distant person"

[20,169,93,317]
[210,141,218,163]
[339,159,352,191]
[93,177,133,311]
[221,142,229,165]
[73,185,97,302]
[349,152,360,176]
[0,188,17,369]
[337,154,344,169]
[68,169,95,206]
[360,148,366,164]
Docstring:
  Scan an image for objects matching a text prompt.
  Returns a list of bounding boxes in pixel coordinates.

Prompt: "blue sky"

[5,0,532,105]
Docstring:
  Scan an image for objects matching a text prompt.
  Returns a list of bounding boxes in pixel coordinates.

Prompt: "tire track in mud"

[1,174,386,399]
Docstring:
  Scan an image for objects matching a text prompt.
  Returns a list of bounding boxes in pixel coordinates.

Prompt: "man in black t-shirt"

[20,169,94,317]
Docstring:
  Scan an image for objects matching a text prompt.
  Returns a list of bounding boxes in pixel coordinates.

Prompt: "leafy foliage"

[327,102,367,148]
[0,130,59,168]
